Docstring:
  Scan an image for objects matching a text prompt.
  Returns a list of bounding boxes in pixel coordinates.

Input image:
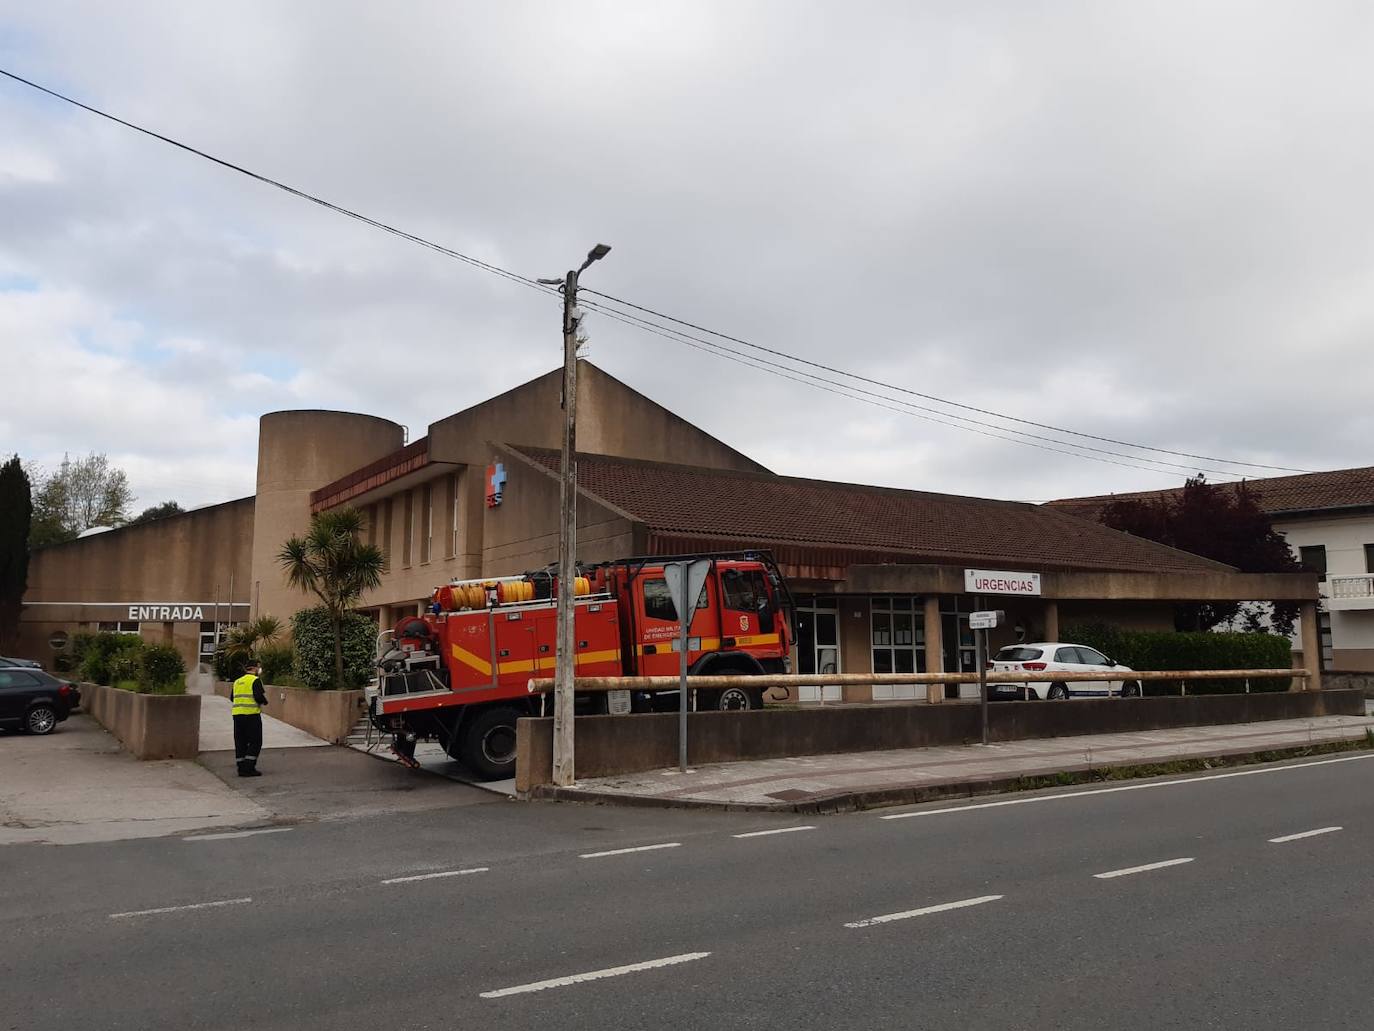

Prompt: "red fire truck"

[372,551,794,779]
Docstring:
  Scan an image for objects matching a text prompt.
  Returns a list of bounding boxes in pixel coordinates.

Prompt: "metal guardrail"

[527,668,1309,693]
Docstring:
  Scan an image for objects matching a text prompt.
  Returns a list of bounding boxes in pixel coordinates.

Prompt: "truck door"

[637,574,710,677]
[720,567,773,646]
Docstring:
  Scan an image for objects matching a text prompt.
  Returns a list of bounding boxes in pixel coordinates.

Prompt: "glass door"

[794,595,840,702]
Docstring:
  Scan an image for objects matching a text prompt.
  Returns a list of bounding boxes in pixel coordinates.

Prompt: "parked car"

[0,668,81,734]
[0,655,44,670]
[989,643,1139,700]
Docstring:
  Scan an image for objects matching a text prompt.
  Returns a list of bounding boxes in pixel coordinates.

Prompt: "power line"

[1,67,1310,480]
[581,288,1312,475]
[577,297,1245,481]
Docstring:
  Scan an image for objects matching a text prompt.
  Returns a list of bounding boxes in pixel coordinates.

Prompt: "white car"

[989,642,1139,700]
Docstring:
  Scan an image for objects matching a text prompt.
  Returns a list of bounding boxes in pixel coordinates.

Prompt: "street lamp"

[546,243,611,787]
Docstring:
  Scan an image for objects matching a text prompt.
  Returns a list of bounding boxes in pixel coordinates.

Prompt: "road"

[4,749,1373,1030]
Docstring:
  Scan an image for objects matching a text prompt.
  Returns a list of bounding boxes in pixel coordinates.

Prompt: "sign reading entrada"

[127,605,206,621]
[963,569,1042,597]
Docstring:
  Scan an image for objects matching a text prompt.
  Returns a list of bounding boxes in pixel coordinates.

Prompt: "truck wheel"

[460,707,521,780]
[705,685,763,711]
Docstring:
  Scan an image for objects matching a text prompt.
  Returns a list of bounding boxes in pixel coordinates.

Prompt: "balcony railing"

[1326,574,1374,610]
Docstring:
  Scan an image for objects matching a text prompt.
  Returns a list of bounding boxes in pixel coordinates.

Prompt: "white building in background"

[1050,467,1374,672]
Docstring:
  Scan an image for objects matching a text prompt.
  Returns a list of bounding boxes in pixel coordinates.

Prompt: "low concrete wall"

[82,682,201,760]
[515,688,1366,792]
[214,681,364,744]
[1327,672,1374,697]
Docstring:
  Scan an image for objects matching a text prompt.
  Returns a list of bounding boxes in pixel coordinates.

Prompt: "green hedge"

[1064,623,1293,695]
[70,632,186,694]
[290,607,376,690]
[257,643,296,685]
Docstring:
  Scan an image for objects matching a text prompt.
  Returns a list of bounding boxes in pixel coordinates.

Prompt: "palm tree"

[278,508,385,689]
[220,615,283,666]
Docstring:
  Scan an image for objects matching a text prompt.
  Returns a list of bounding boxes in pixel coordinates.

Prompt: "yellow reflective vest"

[231,673,262,716]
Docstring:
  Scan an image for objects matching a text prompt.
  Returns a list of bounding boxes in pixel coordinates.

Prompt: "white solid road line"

[845,895,1003,929]
[1269,826,1343,843]
[381,867,489,884]
[1094,857,1194,879]
[183,827,294,842]
[732,826,817,839]
[579,842,682,859]
[110,897,252,919]
[480,952,712,999]
[880,752,1374,821]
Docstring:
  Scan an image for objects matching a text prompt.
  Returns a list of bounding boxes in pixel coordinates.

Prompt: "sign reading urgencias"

[963,569,1042,597]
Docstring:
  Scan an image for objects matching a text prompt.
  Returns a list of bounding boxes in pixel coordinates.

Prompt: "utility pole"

[540,243,611,787]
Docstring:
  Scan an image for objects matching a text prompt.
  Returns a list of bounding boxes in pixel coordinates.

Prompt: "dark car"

[0,668,80,734]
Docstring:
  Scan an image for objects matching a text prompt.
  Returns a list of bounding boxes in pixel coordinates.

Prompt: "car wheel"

[1122,681,1141,698]
[1047,683,1069,701]
[26,704,59,735]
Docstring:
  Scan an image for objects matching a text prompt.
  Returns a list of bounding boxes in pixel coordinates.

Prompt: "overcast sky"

[3,2,1371,514]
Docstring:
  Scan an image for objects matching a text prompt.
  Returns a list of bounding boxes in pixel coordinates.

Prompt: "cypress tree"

[0,455,32,651]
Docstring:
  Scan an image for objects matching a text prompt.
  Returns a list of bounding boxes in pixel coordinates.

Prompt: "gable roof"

[509,446,1233,575]
[1048,466,1374,521]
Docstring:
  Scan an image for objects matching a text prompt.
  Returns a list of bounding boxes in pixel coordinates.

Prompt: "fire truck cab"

[372,551,793,779]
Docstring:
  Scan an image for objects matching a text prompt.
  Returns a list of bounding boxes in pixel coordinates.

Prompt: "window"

[995,646,1043,662]
[1054,646,1083,663]
[1365,543,1374,574]
[643,578,708,622]
[421,483,433,564]
[722,569,770,612]
[98,621,140,634]
[1076,647,1110,665]
[448,473,460,559]
[871,596,924,678]
[382,498,394,562]
[402,490,414,567]
[1299,545,1327,581]
[0,670,39,687]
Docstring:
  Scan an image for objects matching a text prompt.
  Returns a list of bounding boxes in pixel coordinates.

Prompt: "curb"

[527,731,1374,814]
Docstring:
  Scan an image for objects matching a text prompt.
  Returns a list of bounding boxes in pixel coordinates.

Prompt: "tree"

[129,501,184,525]
[278,508,386,689]
[215,615,284,681]
[1102,476,1301,634]
[30,452,133,547]
[0,456,32,651]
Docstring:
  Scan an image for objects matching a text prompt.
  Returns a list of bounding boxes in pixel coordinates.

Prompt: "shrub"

[257,643,295,685]
[1064,623,1293,695]
[78,632,144,686]
[291,607,376,690]
[139,644,186,694]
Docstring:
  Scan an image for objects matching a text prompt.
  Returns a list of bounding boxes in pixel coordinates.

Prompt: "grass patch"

[1000,730,1374,794]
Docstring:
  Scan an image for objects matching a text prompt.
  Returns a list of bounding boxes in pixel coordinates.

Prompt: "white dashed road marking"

[844,895,1003,929]
[880,752,1374,821]
[480,952,712,999]
[110,897,252,919]
[732,826,816,839]
[183,828,294,842]
[580,842,681,859]
[381,867,490,884]
[1269,826,1342,843]
[1094,857,1194,879]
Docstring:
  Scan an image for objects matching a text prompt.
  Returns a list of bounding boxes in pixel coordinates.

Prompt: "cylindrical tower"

[249,410,405,625]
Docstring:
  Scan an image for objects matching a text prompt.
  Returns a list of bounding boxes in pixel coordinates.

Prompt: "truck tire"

[459,707,521,780]
[702,684,764,711]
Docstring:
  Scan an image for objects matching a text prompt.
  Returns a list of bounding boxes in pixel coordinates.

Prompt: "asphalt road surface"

[4,751,1374,1030]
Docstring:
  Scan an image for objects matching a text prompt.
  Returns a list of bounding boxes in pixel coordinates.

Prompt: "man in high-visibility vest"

[231,660,268,777]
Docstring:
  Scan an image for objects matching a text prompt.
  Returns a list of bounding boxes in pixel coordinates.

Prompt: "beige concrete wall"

[16,497,255,666]
[213,680,363,743]
[83,682,201,760]
[251,410,404,624]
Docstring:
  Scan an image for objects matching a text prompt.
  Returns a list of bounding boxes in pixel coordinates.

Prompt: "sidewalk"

[0,715,271,846]
[188,673,327,752]
[537,714,1374,813]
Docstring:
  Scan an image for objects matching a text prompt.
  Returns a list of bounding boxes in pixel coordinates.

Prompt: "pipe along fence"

[528,668,1310,695]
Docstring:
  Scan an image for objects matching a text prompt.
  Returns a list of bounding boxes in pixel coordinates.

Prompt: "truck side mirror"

[757,596,775,633]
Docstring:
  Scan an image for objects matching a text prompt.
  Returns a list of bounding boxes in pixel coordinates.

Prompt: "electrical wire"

[0,66,1308,480]
[581,288,1312,475]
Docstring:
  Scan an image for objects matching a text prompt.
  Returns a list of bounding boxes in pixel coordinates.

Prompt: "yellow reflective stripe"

[451,643,492,676]
[734,633,780,647]
[498,649,621,675]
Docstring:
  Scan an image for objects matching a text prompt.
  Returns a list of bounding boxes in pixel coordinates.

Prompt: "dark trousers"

[233,714,263,774]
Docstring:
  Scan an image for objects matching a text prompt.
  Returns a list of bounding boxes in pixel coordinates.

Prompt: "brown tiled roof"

[310,437,429,513]
[511,446,1232,575]
[1047,466,1374,521]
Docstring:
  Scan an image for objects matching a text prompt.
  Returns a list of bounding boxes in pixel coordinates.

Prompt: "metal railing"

[527,668,1309,694]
